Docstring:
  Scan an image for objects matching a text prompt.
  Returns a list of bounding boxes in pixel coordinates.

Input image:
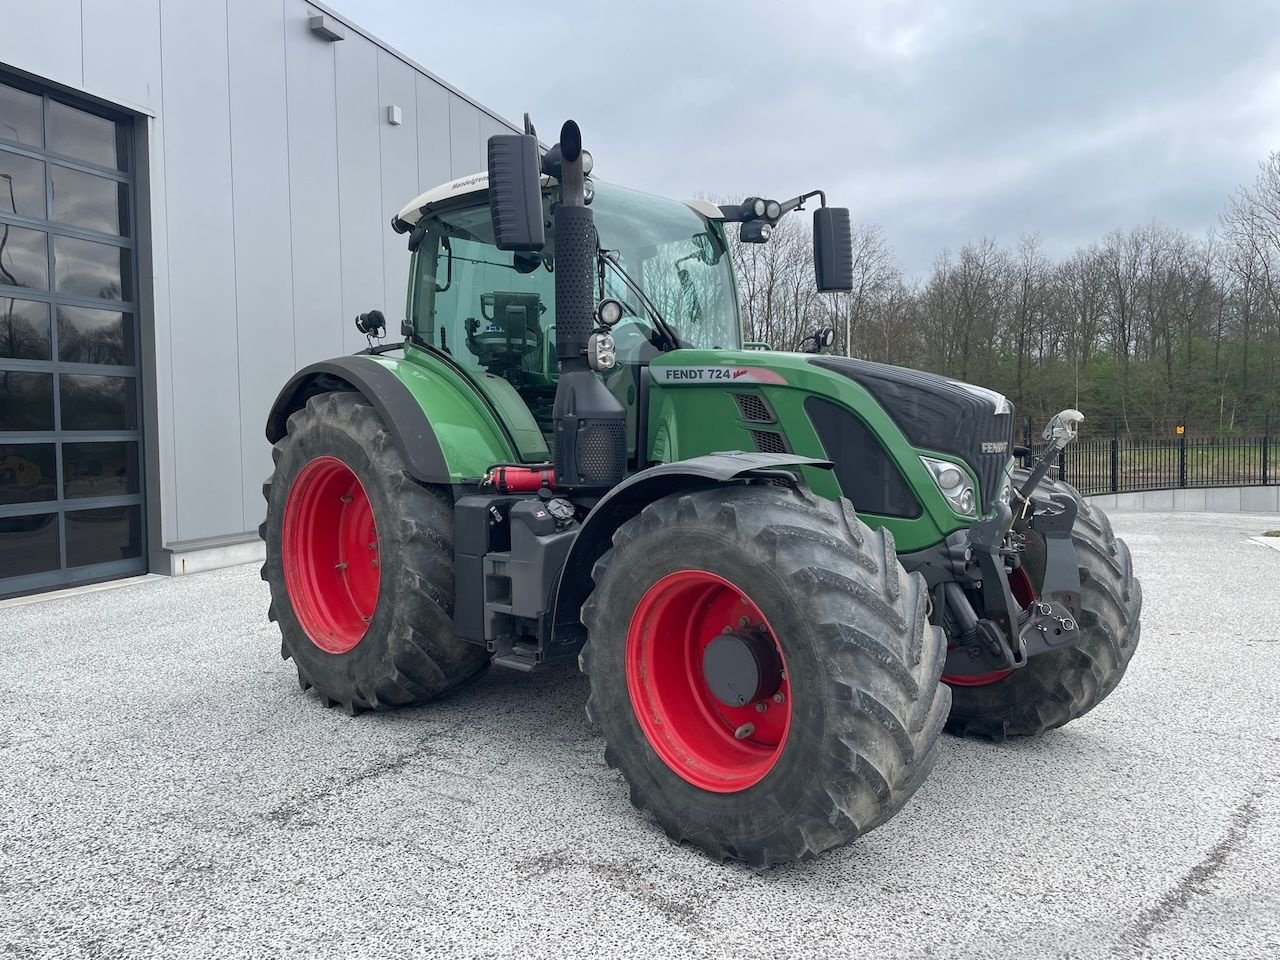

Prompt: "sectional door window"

[1,77,144,597]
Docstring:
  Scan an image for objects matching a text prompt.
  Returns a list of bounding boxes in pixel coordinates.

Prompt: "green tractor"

[260,118,1141,866]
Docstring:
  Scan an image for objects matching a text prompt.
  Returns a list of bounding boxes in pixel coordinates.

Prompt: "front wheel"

[944,471,1143,739]
[580,484,950,866]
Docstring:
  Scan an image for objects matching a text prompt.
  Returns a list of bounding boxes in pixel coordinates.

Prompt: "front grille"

[805,397,922,518]
[734,393,775,423]
[750,429,789,454]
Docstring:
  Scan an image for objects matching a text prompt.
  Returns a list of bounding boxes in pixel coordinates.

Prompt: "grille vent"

[750,430,789,454]
[734,393,775,423]
[577,421,627,483]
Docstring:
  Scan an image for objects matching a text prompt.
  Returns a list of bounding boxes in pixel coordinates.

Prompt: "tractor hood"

[809,356,1015,513]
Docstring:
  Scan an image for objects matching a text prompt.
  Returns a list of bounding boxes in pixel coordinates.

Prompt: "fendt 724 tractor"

[260,118,1142,866]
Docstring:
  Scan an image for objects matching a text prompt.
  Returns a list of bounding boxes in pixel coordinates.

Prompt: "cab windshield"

[407,181,742,372]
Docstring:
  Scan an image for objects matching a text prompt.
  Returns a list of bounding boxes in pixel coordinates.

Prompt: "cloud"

[329,0,1280,275]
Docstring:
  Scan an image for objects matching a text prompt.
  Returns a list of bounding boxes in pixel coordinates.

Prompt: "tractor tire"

[260,392,487,712]
[944,470,1142,739]
[579,483,950,867]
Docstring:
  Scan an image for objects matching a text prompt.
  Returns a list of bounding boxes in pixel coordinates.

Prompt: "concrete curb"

[1084,485,1279,514]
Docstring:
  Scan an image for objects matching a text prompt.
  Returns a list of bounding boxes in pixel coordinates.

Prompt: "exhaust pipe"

[487,119,627,493]
[547,121,627,492]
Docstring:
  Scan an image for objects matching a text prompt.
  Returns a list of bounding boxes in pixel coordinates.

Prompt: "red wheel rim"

[626,570,791,793]
[282,456,381,654]
[942,566,1037,687]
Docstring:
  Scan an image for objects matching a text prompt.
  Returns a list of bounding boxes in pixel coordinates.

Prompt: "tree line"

[723,152,1280,438]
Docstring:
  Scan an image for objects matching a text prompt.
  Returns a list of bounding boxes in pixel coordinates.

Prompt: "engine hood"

[809,356,1014,511]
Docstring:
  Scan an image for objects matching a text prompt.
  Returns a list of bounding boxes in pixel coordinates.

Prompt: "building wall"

[0,0,514,557]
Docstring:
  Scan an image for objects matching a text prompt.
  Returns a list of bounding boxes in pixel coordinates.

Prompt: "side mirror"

[813,207,853,292]
[487,134,545,251]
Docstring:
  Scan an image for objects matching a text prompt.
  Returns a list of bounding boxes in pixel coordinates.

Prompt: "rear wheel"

[580,483,950,866]
[260,392,487,711]
[944,471,1142,739]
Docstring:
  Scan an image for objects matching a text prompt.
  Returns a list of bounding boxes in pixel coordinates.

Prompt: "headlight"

[921,456,977,517]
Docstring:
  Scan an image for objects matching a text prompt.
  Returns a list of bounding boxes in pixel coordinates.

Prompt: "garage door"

[1,77,145,598]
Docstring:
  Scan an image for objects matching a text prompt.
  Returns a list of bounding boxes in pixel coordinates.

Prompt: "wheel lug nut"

[772,692,785,704]
[754,702,767,713]
[738,616,750,627]
[733,723,755,740]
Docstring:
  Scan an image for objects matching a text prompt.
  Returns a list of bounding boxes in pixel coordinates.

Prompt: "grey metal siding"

[334,34,384,358]
[415,76,451,209]
[0,0,517,559]
[227,0,296,531]
[376,52,419,327]
[448,94,483,178]
[160,1,244,543]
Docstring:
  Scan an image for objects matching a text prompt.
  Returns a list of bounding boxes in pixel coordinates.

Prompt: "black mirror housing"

[813,206,853,292]
[487,134,545,251]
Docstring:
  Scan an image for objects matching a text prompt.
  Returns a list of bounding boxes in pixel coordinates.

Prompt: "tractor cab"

[398,177,741,465]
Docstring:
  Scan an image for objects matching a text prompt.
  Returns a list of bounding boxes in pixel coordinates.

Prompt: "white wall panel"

[227,0,295,531]
[334,35,384,357]
[416,75,451,192]
[377,51,419,329]
[82,0,162,111]
[0,0,82,90]
[448,95,482,178]
[283,0,343,369]
[159,0,243,542]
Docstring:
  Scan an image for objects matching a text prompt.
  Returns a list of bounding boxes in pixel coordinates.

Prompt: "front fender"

[549,452,833,647]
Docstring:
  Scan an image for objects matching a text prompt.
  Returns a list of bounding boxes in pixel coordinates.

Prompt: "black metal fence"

[1021,431,1275,495]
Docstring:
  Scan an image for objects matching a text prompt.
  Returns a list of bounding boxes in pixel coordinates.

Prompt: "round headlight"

[759,222,773,240]
[765,200,781,220]
[596,298,624,327]
[581,150,594,175]
[751,198,766,218]
[958,488,976,514]
[936,467,964,491]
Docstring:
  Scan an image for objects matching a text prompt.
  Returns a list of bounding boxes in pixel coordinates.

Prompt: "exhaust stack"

[487,120,626,492]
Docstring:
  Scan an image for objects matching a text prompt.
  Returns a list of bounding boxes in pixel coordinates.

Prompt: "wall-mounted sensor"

[387,105,402,126]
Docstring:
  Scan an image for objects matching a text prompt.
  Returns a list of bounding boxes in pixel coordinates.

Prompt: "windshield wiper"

[599,249,683,350]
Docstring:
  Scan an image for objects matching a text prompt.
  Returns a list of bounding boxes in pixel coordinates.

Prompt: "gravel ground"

[3,510,1278,959]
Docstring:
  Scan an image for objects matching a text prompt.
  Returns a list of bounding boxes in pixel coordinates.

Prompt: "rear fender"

[549,452,833,647]
[265,353,518,484]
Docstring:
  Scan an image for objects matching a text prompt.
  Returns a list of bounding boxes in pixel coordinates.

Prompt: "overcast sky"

[329,0,1280,276]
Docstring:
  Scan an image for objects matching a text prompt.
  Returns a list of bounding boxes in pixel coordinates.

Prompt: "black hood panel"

[810,356,1013,511]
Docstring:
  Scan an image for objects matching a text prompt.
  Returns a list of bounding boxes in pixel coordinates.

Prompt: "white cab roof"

[395,173,724,228]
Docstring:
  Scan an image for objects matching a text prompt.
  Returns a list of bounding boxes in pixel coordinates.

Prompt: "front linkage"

[932,410,1087,679]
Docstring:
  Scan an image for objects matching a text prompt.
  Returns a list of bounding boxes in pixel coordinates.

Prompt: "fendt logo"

[981,441,1009,454]
[654,366,788,385]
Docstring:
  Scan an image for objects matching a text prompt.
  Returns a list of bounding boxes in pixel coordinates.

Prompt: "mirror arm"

[720,189,829,223]
[778,189,826,216]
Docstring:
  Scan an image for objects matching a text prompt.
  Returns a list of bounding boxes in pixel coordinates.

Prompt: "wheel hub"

[702,630,783,707]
